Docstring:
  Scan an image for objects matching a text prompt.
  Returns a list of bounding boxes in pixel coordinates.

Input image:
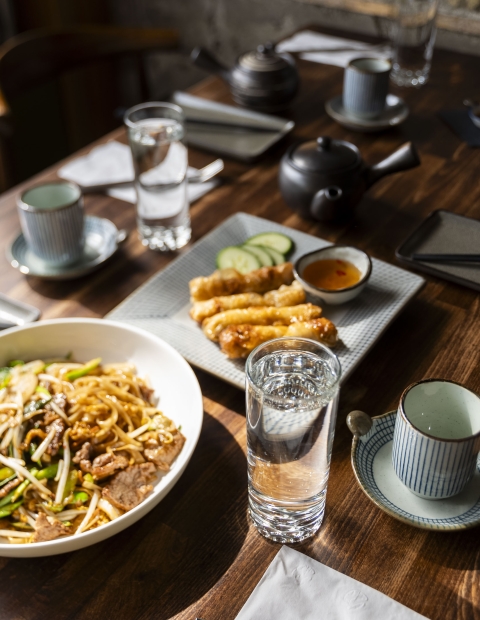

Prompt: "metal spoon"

[78,159,224,194]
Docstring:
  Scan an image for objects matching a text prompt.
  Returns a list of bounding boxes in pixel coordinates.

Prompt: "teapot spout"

[310,186,343,222]
[365,142,420,189]
[191,47,230,82]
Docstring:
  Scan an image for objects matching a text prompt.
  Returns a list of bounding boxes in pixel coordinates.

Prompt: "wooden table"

[0,29,479,620]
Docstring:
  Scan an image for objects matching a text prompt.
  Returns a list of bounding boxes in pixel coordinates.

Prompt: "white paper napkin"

[277,30,392,68]
[236,546,429,620]
[58,141,219,205]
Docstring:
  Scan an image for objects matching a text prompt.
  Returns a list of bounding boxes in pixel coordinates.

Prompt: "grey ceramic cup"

[17,182,85,266]
[343,57,392,120]
[392,379,480,499]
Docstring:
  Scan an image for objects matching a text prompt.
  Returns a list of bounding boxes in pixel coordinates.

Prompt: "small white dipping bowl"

[0,318,203,558]
[294,245,372,305]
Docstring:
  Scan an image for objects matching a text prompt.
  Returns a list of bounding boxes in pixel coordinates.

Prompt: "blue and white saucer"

[7,216,127,281]
[351,411,480,531]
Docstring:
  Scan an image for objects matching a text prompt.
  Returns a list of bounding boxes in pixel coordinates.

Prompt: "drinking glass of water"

[246,337,341,543]
[124,102,191,251]
[390,0,439,87]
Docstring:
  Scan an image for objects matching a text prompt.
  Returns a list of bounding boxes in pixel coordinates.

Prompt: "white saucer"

[7,216,127,281]
[325,94,409,132]
[351,411,480,531]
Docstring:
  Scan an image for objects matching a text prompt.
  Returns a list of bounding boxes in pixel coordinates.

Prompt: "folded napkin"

[58,141,219,204]
[277,30,392,68]
[236,546,429,619]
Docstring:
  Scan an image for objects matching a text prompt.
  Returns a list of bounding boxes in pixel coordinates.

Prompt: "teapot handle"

[365,142,421,189]
[191,47,230,81]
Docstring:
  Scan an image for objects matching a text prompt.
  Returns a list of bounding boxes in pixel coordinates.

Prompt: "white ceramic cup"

[343,57,392,120]
[392,379,480,499]
[17,181,84,266]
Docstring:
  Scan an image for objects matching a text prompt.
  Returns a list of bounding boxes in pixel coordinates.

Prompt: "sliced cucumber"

[245,232,294,256]
[240,244,273,267]
[260,246,285,266]
[216,246,260,274]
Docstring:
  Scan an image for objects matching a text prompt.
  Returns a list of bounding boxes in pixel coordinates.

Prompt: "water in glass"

[126,105,191,251]
[390,0,438,87]
[246,342,340,543]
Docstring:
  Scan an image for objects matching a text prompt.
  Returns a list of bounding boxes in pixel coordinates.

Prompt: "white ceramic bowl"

[0,318,203,557]
[294,245,372,305]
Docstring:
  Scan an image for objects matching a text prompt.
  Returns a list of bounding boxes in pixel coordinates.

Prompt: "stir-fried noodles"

[0,358,185,544]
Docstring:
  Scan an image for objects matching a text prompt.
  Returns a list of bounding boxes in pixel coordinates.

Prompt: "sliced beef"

[72,441,93,464]
[41,411,58,427]
[102,463,156,511]
[32,513,70,543]
[52,392,67,412]
[139,384,154,404]
[46,418,66,456]
[144,431,186,472]
[0,478,21,498]
[42,393,67,426]
[80,451,129,480]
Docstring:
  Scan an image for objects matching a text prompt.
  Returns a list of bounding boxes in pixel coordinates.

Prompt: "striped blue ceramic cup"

[392,379,480,499]
[17,182,85,266]
[343,57,391,120]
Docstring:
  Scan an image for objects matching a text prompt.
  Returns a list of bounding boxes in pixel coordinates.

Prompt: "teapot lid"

[291,137,360,172]
[238,43,294,75]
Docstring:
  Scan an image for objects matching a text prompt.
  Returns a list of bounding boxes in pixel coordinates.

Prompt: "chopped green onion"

[0,500,23,518]
[35,386,51,398]
[0,367,10,389]
[36,464,58,480]
[11,522,33,531]
[65,358,101,382]
[72,491,89,505]
[24,397,52,415]
[8,360,24,367]
[0,467,14,481]
[10,477,33,503]
[0,474,16,488]
[0,490,16,508]
[63,470,78,502]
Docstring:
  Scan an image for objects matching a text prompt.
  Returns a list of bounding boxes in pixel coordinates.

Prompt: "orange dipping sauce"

[303,259,362,290]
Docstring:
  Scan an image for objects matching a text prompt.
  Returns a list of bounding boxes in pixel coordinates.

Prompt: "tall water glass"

[124,102,191,251]
[390,0,439,87]
[246,338,341,543]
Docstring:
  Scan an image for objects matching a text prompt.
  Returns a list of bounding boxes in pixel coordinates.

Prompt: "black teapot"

[191,43,299,112]
[279,137,420,223]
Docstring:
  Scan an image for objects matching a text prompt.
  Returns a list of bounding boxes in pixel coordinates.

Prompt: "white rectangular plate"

[107,213,424,389]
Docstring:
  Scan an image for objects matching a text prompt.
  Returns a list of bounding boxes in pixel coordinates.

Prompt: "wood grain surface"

[0,29,479,620]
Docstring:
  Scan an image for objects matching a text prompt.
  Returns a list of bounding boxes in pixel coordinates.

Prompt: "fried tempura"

[189,281,306,323]
[263,281,305,308]
[189,263,294,302]
[218,318,338,358]
[190,293,267,323]
[202,303,322,342]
